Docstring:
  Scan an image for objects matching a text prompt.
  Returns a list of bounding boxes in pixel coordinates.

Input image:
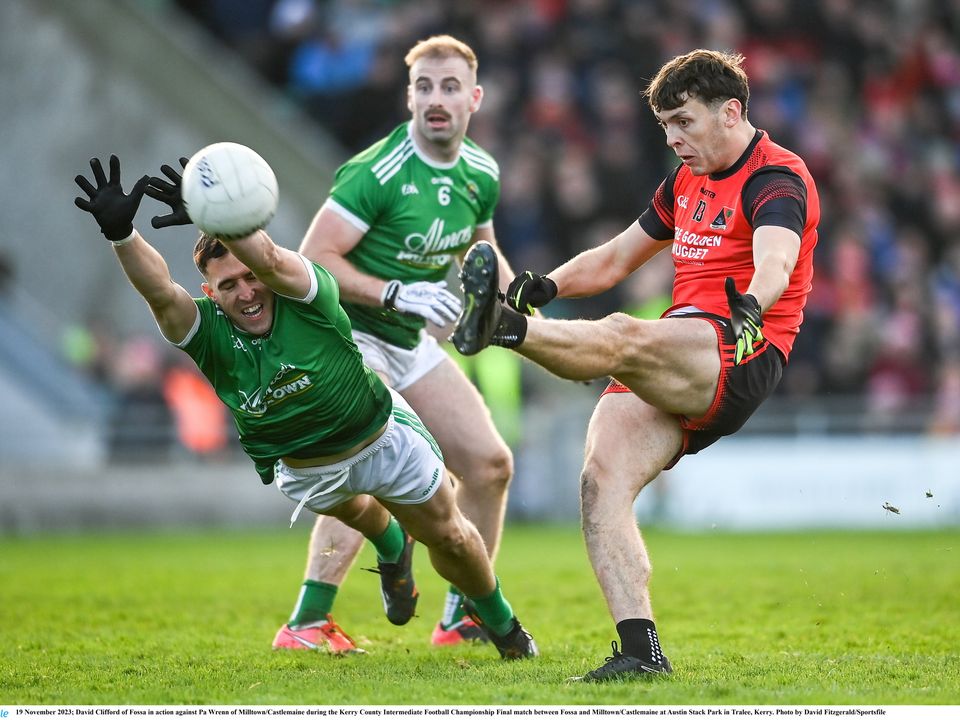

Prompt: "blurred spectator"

[929,358,960,435]
[163,355,231,458]
[106,337,175,461]
[61,320,114,386]
[863,285,933,431]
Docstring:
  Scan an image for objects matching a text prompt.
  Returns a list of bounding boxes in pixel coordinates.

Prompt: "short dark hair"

[645,49,749,116]
[193,234,229,276]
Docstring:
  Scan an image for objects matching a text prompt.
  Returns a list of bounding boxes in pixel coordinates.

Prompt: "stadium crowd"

[110,0,960,442]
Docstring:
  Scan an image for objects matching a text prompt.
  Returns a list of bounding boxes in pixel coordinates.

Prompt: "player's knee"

[597,313,648,366]
[429,519,473,559]
[462,444,513,495]
[484,445,514,491]
[579,457,636,524]
[579,462,609,525]
[602,312,636,331]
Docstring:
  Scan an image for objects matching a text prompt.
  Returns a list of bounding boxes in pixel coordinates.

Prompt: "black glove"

[724,276,764,365]
[73,155,150,242]
[145,157,191,229]
[506,271,558,315]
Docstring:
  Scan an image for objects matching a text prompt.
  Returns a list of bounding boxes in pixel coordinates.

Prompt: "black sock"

[616,618,665,665]
[491,307,527,348]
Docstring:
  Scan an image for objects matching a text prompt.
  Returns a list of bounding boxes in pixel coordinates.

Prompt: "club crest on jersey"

[710,207,734,230]
[465,181,479,202]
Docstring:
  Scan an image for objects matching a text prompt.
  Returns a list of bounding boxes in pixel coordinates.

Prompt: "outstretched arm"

[146,159,313,301]
[506,221,670,314]
[219,229,314,300]
[74,155,197,343]
[114,232,200,343]
[548,221,669,297]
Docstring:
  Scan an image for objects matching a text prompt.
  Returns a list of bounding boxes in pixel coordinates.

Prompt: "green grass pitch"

[1,525,957,705]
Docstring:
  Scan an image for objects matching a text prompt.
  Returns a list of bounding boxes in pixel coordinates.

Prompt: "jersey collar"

[406,121,461,170]
[710,129,764,181]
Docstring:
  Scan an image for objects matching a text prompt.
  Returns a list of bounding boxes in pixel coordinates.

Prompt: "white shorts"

[352,330,448,390]
[275,390,445,525]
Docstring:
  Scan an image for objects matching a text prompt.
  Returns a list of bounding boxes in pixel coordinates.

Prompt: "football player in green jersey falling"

[285,35,524,650]
[73,154,538,661]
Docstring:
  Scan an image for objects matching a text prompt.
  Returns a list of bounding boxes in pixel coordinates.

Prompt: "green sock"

[441,586,467,629]
[288,580,337,628]
[370,516,405,564]
[467,578,514,637]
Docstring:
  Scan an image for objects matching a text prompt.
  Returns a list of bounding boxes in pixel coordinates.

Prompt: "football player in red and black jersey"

[452,48,819,681]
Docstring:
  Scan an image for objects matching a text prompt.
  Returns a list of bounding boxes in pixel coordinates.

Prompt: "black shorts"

[601,309,785,468]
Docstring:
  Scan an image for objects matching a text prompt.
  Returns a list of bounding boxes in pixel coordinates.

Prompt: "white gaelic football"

[181,142,279,238]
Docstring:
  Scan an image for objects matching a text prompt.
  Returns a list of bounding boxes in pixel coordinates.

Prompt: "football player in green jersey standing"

[279,35,522,651]
[73,153,538,661]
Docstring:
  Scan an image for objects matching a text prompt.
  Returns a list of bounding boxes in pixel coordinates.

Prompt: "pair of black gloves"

[505,269,764,366]
[73,155,190,242]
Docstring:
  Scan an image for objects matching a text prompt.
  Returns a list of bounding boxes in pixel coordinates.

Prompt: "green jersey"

[177,257,392,484]
[326,122,500,349]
